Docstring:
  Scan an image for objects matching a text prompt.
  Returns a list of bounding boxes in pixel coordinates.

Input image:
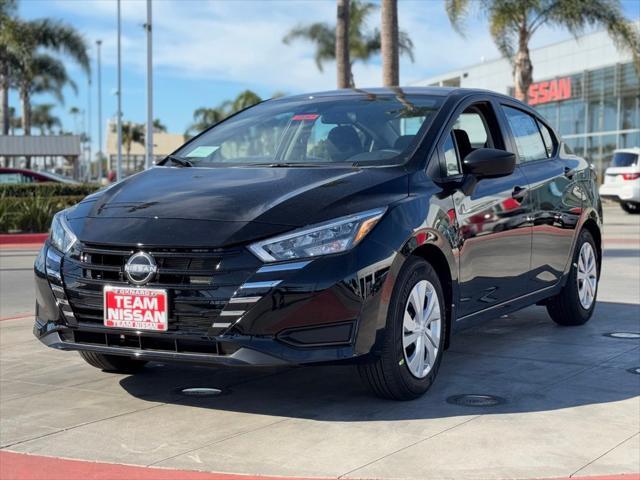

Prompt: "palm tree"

[5,18,89,135]
[381,0,399,87]
[186,90,264,137]
[231,90,263,112]
[0,0,18,135]
[152,118,167,132]
[336,0,351,88]
[283,0,414,87]
[114,121,145,172]
[69,106,80,133]
[446,0,640,102]
[31,103,61,134]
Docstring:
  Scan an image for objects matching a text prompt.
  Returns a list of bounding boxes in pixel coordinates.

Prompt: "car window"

[442,132,460,175]
[0,173,24,184]
[502,106,548,163]
[611,152,638,167]
[537,120,555,158]
[453,112,487,148]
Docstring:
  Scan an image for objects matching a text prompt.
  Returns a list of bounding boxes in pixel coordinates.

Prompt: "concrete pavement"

[0,204,638,480]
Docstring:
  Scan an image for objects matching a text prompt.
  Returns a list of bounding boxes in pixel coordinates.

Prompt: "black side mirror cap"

[463,148,516,179]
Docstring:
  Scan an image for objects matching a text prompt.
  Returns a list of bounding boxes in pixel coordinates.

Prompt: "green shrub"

[0,182,100,198]
[0,187,91,233]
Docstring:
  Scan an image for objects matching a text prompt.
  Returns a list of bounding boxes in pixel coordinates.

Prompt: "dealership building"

[413,27,639,178]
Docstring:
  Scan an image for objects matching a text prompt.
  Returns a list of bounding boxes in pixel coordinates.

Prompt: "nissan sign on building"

[412,26,640,179]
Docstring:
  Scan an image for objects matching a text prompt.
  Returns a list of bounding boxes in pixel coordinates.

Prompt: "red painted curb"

[0,233,48,245]
[0,451,637,480]
[0,313,32,322]
[0,451,326,480]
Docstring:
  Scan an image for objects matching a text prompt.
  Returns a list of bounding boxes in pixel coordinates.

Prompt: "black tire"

[621,202,640,214]
[79,351,147,373]
[546,229,599,326]
[358,256,447,400]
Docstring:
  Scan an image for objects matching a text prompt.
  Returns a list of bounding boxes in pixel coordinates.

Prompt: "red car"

[0,168,79,184]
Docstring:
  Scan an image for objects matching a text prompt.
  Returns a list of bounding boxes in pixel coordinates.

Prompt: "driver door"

[445,101,534,318]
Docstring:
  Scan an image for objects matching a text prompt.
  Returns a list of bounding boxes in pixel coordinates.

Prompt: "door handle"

[512,185,528,200]
[564,167,576,179]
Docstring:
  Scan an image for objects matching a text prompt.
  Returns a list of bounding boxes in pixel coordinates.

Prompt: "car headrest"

[453,129,473,160]
[326,126,363,161]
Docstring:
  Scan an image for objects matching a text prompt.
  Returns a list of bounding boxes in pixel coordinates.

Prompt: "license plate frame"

[103,285,168,332]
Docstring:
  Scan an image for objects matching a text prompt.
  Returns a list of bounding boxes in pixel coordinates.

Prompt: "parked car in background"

[599,148,640,214]
[0,168,79,185]
[34,88,603,400]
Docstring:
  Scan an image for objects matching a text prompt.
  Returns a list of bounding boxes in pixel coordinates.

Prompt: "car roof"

[271,86,513,103]
[614,147,640,155]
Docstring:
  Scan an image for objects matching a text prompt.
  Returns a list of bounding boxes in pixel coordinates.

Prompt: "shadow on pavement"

[119,301,640,422]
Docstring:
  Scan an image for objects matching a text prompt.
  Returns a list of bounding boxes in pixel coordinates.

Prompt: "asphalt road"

[0,204,638,480]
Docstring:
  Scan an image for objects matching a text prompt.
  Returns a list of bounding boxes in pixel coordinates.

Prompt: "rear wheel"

[79,351,147,373]
[358,257,446,400]
[546,229,599,326]
[621,202,640,214]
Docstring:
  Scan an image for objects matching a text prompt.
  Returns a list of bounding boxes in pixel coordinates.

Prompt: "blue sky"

[14,0,640,154]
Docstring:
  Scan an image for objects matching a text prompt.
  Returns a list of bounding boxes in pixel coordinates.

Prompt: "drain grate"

[603,332,640,340]
[180,387,223,397]
[446,394,506,407]
[627,367,640,375]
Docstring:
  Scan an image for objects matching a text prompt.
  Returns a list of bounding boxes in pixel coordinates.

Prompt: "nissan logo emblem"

[124,252,157,285]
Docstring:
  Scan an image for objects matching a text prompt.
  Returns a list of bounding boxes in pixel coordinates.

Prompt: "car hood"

[68,166,408,248]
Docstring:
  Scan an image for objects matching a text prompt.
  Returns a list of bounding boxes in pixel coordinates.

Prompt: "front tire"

[621,202,640,214]
[79,351,147,373]
[546,229,599,326]
[358,257,447,400]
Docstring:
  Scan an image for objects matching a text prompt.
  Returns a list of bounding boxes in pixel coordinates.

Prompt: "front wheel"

[546,229,599,326]
[358,257,447,400]
[621,202,640,214]
[79,351,147,373]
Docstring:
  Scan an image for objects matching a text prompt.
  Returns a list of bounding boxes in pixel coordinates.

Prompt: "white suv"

[599,148,640,214]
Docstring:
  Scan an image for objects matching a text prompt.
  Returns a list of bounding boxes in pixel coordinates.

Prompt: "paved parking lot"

[1,204,638,480]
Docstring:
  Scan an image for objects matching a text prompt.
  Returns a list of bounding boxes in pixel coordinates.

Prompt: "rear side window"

[502,106,548,163]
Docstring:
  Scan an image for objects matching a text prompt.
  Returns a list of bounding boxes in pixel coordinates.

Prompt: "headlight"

[249,208,386,262]
[50,211,77,253]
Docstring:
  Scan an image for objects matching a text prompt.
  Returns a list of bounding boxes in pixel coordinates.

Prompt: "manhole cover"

[446,394,506,407]
[627,367,640,375]
[604,332,640,339]
[180,387,223,397]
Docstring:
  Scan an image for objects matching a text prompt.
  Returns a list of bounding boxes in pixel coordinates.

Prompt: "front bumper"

[33,236,399,367]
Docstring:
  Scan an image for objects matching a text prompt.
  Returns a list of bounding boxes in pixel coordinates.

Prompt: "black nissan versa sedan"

[34,87,602,400]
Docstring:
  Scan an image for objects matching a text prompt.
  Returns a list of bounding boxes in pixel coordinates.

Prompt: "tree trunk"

[513,26,533,103]
[20,84,32,169]
[381,0,399,87]
[335,0,351,89]
[0,60,9,136]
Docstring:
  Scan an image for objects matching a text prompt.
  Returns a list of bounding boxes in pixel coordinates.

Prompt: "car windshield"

[173,94,444,167]
[611,152,638,167]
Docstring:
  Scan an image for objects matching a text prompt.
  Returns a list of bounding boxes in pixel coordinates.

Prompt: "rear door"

[498,104,583,291]
[442,99,533,318]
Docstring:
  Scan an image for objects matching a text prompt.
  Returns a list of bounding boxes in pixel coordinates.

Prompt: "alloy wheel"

[402,280,442,379]
[577,242,597,310]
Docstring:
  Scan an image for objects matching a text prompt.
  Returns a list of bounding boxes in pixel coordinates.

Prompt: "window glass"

[175,95,444,166]
[502,106,548,163]
[0,173,24,184]
[442,132,460,175]
[536,120,555,158]
[453,112,487,148]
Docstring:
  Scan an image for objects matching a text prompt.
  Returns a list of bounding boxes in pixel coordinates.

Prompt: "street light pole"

[116,0,123,181]
[96,39,103,177]
[145,0,153,169]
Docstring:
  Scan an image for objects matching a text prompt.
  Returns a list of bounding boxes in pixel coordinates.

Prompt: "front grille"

[62,243,261,337]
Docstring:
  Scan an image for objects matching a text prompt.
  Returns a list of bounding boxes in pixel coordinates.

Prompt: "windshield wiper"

[163,155,193,167]
[248,162,325,168]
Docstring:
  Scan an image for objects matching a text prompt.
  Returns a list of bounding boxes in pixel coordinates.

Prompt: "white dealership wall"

[412,28,635,93]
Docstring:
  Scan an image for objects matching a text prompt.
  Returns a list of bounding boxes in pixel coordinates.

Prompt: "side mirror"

[463,148,516,179]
